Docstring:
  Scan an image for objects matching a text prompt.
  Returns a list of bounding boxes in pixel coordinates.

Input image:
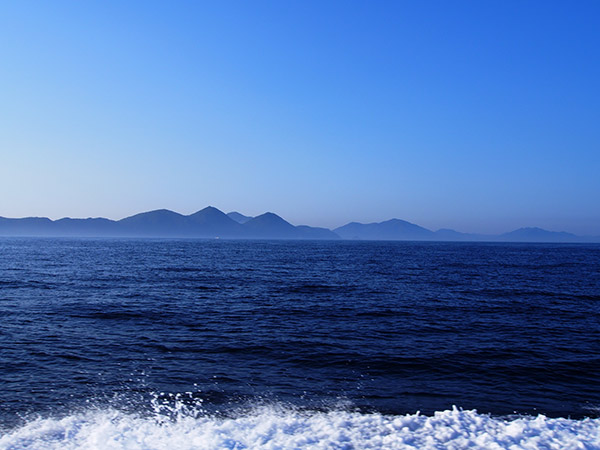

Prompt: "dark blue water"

[1,238,599,427]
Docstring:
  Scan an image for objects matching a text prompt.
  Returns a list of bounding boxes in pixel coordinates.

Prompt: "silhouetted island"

[0,207,337,240]
[0,207,597,242]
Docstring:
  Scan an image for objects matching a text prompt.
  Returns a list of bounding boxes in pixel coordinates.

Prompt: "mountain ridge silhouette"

[0,208,597,242]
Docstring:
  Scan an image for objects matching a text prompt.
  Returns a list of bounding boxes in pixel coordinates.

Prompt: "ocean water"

[0,238,599,449]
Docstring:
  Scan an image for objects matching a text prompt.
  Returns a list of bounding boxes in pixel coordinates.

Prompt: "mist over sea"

[1,238,599,449]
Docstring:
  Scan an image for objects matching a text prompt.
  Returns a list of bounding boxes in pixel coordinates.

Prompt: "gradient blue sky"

[1,1,598,234]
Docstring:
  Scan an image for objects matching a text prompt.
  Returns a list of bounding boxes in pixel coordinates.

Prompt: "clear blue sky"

[1,1,598,234]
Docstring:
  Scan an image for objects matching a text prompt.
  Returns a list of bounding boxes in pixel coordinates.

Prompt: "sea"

[0,238,599,449]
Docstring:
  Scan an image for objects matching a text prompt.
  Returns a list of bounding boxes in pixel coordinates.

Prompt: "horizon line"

[1,206,598,238]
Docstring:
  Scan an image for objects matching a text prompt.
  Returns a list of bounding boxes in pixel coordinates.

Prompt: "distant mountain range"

[0,207,598,242]
[0,207,337,240]
[334,221,598,243]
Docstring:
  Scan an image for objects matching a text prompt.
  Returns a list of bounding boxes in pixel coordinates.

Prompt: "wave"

[1,404,599,450]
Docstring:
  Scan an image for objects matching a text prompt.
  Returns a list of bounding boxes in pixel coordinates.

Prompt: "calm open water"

[1,238,599,448]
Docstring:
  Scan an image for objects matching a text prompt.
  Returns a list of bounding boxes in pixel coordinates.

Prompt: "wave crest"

[1,406,599,449]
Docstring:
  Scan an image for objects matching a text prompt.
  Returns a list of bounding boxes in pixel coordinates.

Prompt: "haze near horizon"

[1,1,598,235]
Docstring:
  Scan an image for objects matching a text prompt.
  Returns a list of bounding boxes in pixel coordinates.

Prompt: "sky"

[1,1,599,234]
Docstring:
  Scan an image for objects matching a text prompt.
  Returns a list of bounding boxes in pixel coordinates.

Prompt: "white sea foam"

[1,405,599,450]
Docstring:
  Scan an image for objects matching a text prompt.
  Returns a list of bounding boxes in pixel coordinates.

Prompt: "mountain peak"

[119,209,185,221]
[247,212,293,226]
[189,206,227,217]
[243,212,297,238]
[334,218,433,240]
[500,227,577,242]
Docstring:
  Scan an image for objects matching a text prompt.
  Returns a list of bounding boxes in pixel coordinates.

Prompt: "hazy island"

[0,207,598,243]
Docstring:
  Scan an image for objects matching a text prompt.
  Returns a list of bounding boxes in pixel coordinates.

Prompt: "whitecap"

[1,405,599,450]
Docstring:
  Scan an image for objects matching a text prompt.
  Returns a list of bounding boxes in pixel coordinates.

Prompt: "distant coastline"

[0,206,598,243]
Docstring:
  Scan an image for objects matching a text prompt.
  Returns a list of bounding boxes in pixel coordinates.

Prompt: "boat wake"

[1,401,599,449]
